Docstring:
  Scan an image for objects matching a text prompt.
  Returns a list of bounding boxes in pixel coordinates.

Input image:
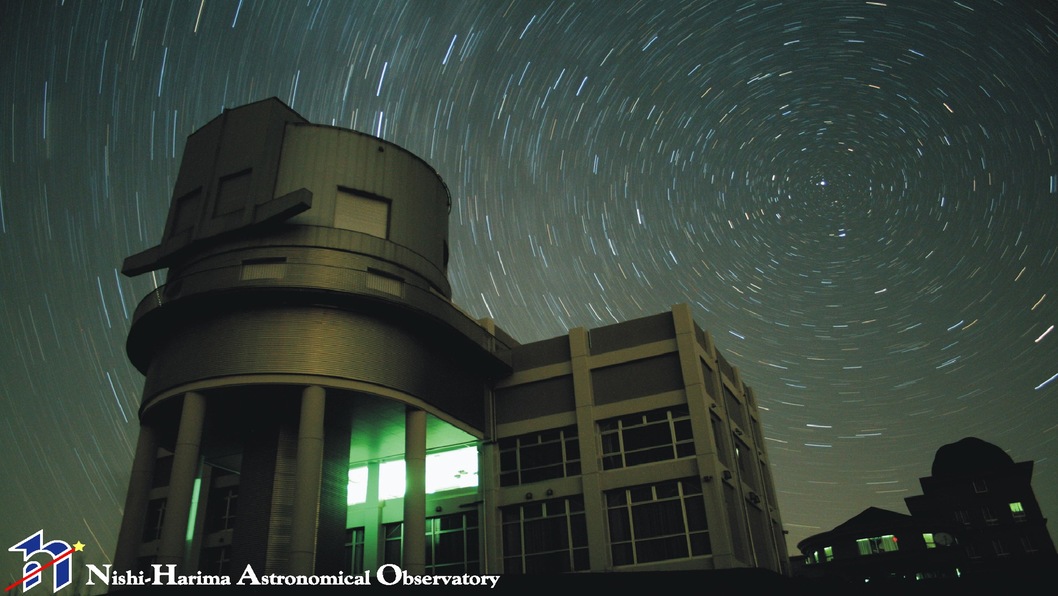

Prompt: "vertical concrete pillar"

[289,385,326,575]
[671,304,740,568]
[156,391,206,569]
[403,407,427,575]
[113,424,158,573]
[569,328,610,571]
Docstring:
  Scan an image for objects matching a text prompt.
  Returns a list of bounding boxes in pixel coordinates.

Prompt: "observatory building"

[113,98,789,578]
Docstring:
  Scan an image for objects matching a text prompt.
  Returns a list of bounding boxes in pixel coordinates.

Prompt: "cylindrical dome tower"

[114,98,511,577]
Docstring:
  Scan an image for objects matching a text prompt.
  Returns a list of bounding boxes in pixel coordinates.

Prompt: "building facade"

[793,507,963,583]
[794,437,1056,585]
[904,437,1058,579]
[113,98,789,578]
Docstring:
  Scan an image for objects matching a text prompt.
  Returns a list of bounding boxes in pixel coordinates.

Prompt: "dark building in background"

[793,507,962,583]
[905,437,1058,579]
[112,98,789,578]
[794,437,1056,585]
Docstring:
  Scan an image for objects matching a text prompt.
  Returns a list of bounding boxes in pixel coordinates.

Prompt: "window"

[972,479,988,493]
[724,385,745,429]
[1010,502,1026,522]
[499,427,580,486]
[599,405,694,470]
[1021,537,1038,554]
[734,437,757,488]
[240,257,286,280]
[923,533,936,549]
[366,270,402,296]
[348,446,479,504]
[710,413,729,466]
[982,506,998,526]
[606,477,711,566]
[953,510,970,525]
[384,512,480,574]
[199,546,231,575]
[348,467,369,505]
[345,528,365,574]
[502,497,589,573]
[215,169,252,216]
[205,474,238,533]
[143,499,166,542]
[336,188,389,238]
[856,535,898,555]
[809,547,833,563]
[171,189,202,235]
[992,539,1009,556]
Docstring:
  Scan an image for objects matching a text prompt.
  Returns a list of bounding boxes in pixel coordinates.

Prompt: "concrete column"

[671,304,739,568]
[156,391,206,569]
[113,424,158,573]
[289,385,326,575]
[402,407,427,575]
[568,328,610,571]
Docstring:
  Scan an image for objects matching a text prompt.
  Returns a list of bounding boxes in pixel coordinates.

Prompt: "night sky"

[2,0,1057,572]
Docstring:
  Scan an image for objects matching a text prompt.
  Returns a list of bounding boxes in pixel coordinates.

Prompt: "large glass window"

[605,477,711,566]
[501,497,589,573]
[856,535,899,555]
[499,426,580,486]
[383,512,480,574]
[599,405,694,470]
[348,446,478,505]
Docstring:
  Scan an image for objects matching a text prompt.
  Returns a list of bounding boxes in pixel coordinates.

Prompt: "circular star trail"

[1,0,1056,565]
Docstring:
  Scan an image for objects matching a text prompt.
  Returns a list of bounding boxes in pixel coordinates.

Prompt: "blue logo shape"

[8,531,72,593]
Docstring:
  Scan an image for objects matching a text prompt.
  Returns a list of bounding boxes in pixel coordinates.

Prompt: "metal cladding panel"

[163,99,306,251]
[495,375,576,424]
[140,306,486,429]
[589,353,684,406]
[275,125,449,274]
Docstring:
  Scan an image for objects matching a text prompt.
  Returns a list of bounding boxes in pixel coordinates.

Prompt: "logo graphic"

[7,531,82,593]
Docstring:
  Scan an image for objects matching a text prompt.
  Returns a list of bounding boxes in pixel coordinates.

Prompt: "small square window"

[336,188,389,238]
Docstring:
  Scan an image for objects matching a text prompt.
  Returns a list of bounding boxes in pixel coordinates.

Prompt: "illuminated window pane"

[360,447,480,502]
[379,460,406,501]
[348,467,369,505]
[1010,502,1027,522]
[856,535,899,555]
[427,447,479,492]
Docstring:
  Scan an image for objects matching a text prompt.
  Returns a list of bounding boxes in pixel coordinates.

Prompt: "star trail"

[1,0,1056,569]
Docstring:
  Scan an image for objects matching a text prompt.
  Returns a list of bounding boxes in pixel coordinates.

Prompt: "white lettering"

[237,564,260,585]
[375,564,402,586]
[84,564,111,586]
[153,564,178,585]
